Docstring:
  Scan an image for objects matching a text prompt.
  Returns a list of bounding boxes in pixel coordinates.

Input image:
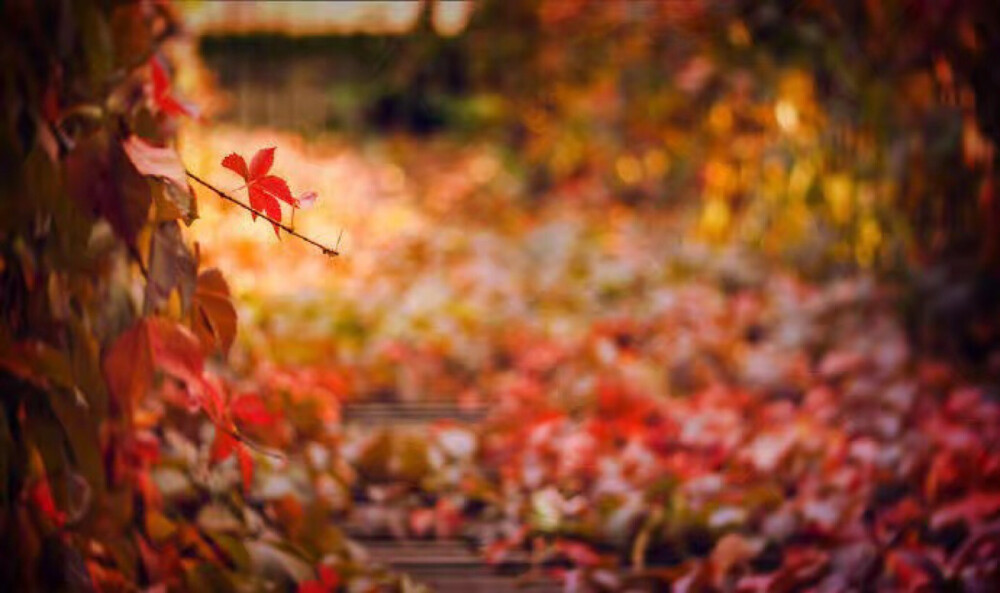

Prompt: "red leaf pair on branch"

[222,147,317,238]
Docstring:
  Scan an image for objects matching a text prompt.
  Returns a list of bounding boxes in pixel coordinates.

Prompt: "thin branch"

[186,171,340,257]
[219,423,285,461]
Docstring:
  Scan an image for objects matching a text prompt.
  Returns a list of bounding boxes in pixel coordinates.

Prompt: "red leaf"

[195,373,228,426]
[249,147,275,179]
[230,394,276,427]
[931,491,1000,529]
[145,318,204,387]
[158,95,199,119]
[255,175,295,206]
[29,479,67,527]
[248,184,283,237]
[297,580,326,593]
[221,147,315,236]
[151,57,170,100]
[318,566,340,590]
[149,57,198,119]
[221,153,249,180]
[121,136,190,197]
[210,427,236,463]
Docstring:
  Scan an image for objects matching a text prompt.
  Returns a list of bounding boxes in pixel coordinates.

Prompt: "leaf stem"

[186,171,340,257]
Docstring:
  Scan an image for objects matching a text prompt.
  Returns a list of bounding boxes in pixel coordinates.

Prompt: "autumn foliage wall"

[0,2,264,590]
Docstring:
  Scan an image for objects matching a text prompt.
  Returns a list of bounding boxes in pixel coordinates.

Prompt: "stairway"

[341,401,561,593]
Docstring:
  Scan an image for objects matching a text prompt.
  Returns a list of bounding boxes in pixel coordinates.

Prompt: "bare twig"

[186,171,340,257]
[219,424,285,460]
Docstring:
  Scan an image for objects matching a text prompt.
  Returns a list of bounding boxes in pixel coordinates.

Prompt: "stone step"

[403,575,563,593]
[342,402,489,425]
[361,539,561,593]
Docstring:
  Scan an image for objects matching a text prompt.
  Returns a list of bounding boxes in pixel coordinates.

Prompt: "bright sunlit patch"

[775,100,800,132]
[615,155,643,185]
[433,1,474,36]
[643,149,670,179]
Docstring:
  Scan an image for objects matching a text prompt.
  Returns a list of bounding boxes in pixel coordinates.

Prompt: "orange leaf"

[191,268,237,357]
[103,321,153,411]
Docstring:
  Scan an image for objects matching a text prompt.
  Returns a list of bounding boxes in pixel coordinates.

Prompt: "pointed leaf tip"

[222,153,249,180]
[249,147,276,179]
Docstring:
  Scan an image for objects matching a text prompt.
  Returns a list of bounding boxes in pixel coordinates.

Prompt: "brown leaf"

[65,131,151,246]
[145,221,196,315]
[190,268,237,357]
[153,178,198,224]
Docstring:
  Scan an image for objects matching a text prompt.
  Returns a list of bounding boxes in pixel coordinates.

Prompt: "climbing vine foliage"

[0,2,331,590]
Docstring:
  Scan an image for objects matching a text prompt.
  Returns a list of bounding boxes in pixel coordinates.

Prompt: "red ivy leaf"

[145,317,203,387]
[248,184,283,236]
[255,175,296,206]
[210,426,237,463]
[297,581,326,593]
[231,394,276,427]
[249,147,275,179]
[150,57,198,119]
[221,153,249,180]
[221,147,307,237]
[318,566,340,590]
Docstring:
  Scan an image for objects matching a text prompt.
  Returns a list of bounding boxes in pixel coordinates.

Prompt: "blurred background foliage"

[194,0,1000,275]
